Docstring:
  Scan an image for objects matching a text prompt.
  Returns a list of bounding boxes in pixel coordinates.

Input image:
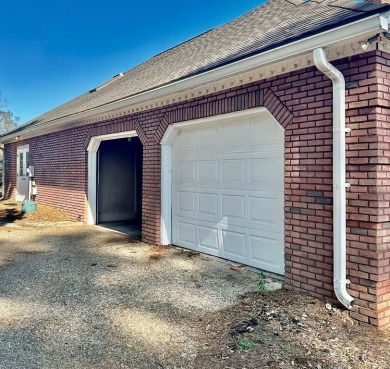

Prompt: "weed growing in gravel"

[281,344,289,353]
[238,341,254,350]
[257,272,268,293]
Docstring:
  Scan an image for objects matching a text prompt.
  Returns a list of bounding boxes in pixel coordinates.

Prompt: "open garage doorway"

[97,137,143,237]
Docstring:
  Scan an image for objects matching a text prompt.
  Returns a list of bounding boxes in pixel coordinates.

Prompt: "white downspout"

[313,48,355,309]
[0,145,4,200]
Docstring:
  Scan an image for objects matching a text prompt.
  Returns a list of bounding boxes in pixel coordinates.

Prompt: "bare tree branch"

[0,92,19,134]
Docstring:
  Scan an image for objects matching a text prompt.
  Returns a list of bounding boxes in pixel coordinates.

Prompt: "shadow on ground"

[0,226,259,369]
[0,202,25,225]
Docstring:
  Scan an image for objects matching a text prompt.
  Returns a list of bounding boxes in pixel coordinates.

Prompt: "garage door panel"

[198,193,218,217]
[222,159,245,183]
[198,160,219,182]
[249,157,283,188]
[198,226,219,252]
[172,116,284,275]
[174,154,283,190]
[248,120,284,150]
[174,150,282,162]
[221,122,246,147]
[177,191,196,214]
[197,127,219,149]
[176,221,197,247]
[178,161,196,181]
[249,232,284,274]
[249,196,283,232]
[173,188,283,230]
[222,230,247,259]
[178,130,196,151]
[221,194,245,220]
[173,217,284,272]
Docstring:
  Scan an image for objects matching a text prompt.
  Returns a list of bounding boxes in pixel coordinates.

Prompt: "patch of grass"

[344,350,353,358]
[280,344,289,353]
[257,272,268,293]
[238,341,254,351]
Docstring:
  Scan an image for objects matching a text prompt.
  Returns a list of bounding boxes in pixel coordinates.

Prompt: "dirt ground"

[0,201,389,369]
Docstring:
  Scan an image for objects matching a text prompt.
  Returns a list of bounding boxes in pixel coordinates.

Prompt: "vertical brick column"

[273,68,336,302]
[348,50,390,328]
[373,50,390,328]
[342,52,382,326]
[141,140,162,245]
[4,143,17,200]
[275,51,390,329]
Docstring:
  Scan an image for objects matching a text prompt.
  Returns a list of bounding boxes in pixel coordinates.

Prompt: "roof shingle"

[11,0,390,132]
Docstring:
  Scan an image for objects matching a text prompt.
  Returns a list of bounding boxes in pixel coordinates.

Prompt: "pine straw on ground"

[194,289,390,369]
[0,201,69,224]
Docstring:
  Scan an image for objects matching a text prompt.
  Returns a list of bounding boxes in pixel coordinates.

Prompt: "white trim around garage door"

[160,107,282,245]
[86,130,138,225]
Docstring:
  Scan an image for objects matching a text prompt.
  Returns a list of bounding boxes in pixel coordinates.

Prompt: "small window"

[19,153,24,176]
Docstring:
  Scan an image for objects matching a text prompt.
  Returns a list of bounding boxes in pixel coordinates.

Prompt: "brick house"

[2,0,390,328]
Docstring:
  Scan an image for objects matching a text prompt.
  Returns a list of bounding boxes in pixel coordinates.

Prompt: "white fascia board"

[1,12,388,144]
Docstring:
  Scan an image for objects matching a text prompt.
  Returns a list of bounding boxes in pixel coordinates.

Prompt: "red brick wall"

[4,50,390,328]
[355,51,390,328]
[4,144,16,200]
[5,126,89,220]
[280,50,390,329]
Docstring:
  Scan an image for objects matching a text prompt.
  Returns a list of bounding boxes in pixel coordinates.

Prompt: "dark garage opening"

[97,137,143,237]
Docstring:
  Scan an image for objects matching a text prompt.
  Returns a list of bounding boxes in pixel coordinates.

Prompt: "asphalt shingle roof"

[10,0,390,133]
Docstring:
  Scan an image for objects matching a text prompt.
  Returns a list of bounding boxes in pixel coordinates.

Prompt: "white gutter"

[1,12,389,144]
[313,48,354,309]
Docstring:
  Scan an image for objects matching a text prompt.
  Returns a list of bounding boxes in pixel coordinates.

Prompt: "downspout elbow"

[313,48,344,86]
[313,47,355,310]
[334,279,354,310]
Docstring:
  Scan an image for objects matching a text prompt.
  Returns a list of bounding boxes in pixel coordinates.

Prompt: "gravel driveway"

[0,224,264,369]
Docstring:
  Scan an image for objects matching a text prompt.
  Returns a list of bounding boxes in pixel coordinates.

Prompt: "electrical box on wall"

[27,166,35,177]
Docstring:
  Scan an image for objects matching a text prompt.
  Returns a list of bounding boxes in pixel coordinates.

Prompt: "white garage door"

[171,114,285,275]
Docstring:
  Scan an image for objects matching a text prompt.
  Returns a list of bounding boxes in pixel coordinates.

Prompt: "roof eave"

[2,11,389,144]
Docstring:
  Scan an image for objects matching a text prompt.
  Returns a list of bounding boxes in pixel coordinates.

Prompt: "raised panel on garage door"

[172,115,284,275]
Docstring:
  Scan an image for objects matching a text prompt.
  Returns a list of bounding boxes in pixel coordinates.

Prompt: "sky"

[0,0,263,124]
